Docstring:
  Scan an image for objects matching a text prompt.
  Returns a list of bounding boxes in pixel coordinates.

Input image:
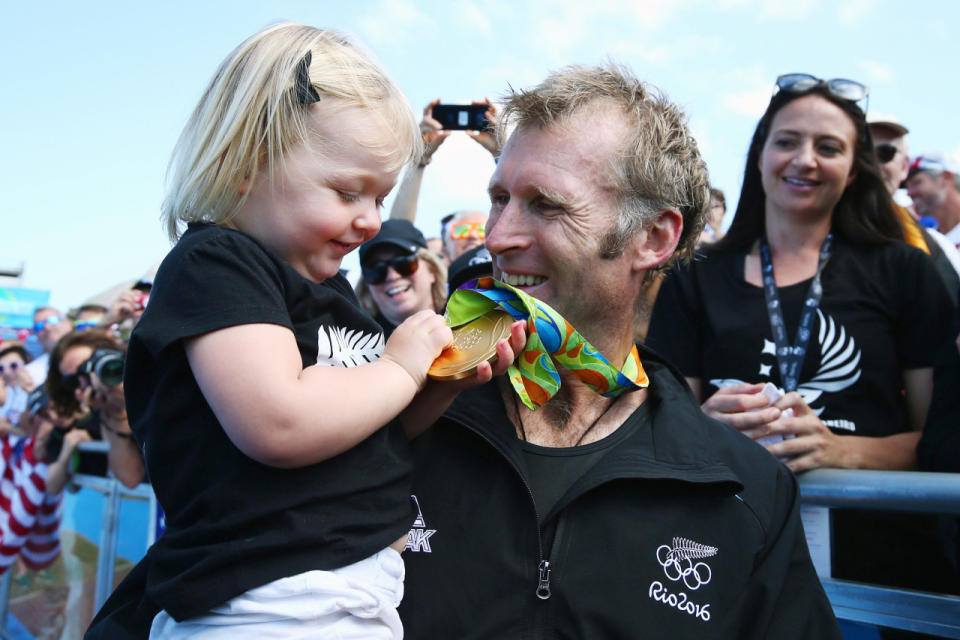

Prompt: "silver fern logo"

[316,325,384,368]
[656,537,717,590]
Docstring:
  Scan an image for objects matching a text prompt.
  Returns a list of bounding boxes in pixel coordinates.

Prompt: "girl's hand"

[400,321,526,440]
[381,310,453,389]
[701,382,781,432]
[762,393,851,472]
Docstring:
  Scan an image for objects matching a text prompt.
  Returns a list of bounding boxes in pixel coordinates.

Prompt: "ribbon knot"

[445,277,648,410]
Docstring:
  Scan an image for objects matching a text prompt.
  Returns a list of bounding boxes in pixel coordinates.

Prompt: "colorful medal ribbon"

[445,276,648,410]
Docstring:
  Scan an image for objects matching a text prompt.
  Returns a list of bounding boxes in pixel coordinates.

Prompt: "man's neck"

[502,350,648,448]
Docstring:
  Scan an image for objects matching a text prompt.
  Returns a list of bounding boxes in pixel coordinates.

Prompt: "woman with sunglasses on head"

[356,219,448,338]
[45,330,145,489]
[647,74,956,602]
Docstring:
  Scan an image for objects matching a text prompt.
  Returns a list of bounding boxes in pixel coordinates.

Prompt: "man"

[867,120,960,299]
[389,99,498,264]
[26,306,73,385]
[906,153,960,249]
[399,65,840,639]
[441,209,488,261]
[868,118,912,199]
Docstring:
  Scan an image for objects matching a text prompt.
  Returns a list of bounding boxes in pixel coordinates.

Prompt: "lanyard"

[759,233,832,392]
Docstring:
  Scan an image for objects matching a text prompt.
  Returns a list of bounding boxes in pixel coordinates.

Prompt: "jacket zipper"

[446,417,550,601]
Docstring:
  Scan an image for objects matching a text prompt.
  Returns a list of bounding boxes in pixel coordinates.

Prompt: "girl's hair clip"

[294,51,321,105]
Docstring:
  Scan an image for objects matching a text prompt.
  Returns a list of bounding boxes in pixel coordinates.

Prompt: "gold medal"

[428,310,513,381]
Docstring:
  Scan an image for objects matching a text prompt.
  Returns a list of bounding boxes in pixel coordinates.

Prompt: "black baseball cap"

[358,219,427,266]
[447,245,493,295]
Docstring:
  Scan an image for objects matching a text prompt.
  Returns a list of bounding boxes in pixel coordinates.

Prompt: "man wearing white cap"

[907,153,960,250]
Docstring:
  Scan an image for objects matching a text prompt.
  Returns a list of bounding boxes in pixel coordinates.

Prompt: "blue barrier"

[798,469,960,638]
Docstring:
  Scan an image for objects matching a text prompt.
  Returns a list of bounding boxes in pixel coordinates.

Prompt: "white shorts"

[149,546,405,639]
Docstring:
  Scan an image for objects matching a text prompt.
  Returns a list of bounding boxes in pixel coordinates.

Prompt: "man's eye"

[490,194,509,208]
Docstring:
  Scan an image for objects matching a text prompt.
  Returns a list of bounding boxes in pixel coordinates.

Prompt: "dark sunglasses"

[362,253,419,285]
[60,372,83,394]
[33,315,63,333]
[0,361,22,374]
[774,73,869,112]
[875,143,899,164]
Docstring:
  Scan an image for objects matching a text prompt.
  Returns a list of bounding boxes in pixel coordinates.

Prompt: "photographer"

[389,98,498,263]
[45,330,145,488]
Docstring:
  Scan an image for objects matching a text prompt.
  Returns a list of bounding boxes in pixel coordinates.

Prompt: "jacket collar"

[443,344,744,492]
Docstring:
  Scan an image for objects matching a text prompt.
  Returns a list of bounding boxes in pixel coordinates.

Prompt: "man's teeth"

[386,284,410,296]
[502,274,547,287]
[785,177,817,186]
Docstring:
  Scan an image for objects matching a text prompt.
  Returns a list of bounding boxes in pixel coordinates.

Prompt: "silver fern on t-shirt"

[316,325,384,368]
[712,309,862,428]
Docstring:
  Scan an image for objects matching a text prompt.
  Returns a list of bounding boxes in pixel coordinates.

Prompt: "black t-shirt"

[647,239,957,592]
[647,239,953,437]
[520,404,646,525]
[124,223,415,621]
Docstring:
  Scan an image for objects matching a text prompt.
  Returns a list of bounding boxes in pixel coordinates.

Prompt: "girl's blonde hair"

[162,22,422,241]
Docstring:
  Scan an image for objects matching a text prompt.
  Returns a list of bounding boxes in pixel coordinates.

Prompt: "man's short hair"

[496,63,710,266]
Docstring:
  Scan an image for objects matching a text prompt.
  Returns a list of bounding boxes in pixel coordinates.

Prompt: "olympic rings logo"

[656,544,713,591]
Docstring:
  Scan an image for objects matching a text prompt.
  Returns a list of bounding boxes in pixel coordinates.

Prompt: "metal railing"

[798,469,960,638]
[0,441,155,637]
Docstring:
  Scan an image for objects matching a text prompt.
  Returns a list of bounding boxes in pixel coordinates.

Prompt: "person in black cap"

[445,244,493,298]
[357,219,448,337]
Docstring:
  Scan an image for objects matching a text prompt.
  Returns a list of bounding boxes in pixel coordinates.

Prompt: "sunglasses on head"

[875,143,899,164]
[362,253,419,285]
[774,73,869,112]
[0,361,22,374]
[450,221,486,240]
[33,315,62,333]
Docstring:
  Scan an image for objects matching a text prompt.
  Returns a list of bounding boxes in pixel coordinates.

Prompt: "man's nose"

[484,204,528,255]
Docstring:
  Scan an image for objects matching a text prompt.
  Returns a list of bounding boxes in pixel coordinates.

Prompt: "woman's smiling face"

[759,94,858,222]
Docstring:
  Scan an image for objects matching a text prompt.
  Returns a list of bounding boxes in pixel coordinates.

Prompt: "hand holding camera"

[419,98,499,166]
[77,348,125,415]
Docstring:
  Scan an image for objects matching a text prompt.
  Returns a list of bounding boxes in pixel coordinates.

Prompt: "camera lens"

[98,358,124,387]
[89,349,124,387]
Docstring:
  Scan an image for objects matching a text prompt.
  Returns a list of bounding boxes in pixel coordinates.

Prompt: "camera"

[431,104,490,131]
[79,348,124,387]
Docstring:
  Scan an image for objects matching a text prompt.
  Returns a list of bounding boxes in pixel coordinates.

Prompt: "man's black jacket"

[398,346,841,639]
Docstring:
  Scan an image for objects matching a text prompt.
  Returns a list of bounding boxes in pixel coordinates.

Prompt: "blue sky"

[3,0,959,311]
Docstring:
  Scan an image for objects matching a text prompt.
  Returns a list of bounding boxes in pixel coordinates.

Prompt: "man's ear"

[630,209,683,272]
